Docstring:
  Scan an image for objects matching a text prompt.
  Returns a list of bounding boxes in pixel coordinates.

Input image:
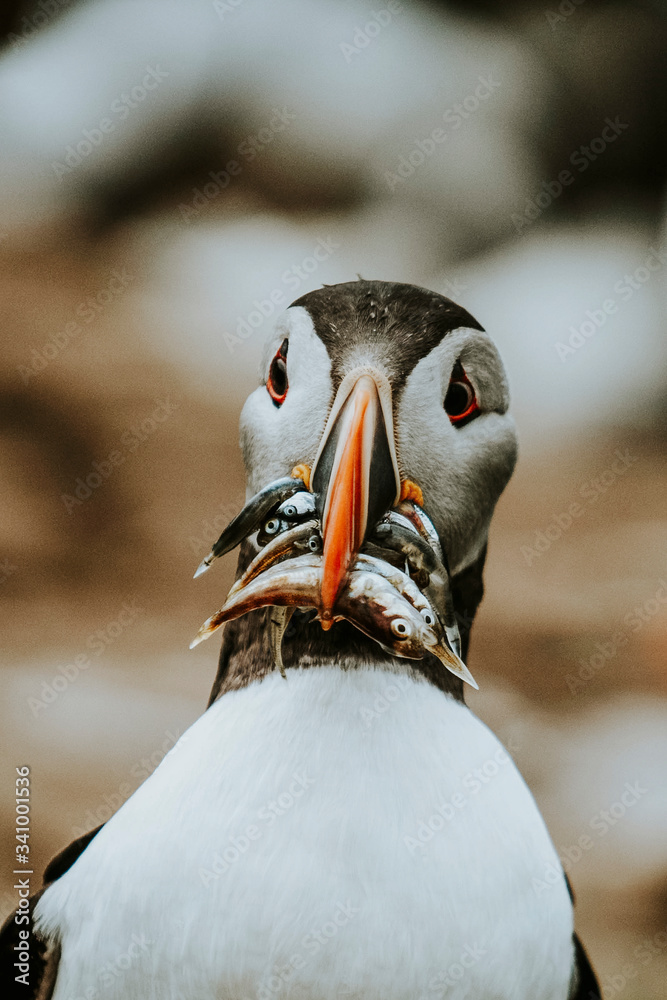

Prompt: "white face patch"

[240,306,334,495]
[239,315,517,574]
[396,329,518,574]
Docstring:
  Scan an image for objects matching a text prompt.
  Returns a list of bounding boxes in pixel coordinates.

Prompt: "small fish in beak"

[228,519,321,596]
[337,567,447,664]
[193,474,307,578]
[275,491,317,520]
[189,441,473,684]
[269,606,296,680]
[352,553,474,687]
[190,553,431,663]
[337,569,474,686]
[368,517,462,658]
[394,500,445,565]
[190,555,323,647]
[191,550,476,687]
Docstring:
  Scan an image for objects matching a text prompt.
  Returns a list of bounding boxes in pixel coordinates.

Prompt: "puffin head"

[212,279,517,700]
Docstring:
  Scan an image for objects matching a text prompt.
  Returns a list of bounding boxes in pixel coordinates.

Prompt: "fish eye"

[419,609,435,626]
[391,618,412,639]
[277,491,316,520]
[307,535,321,552]
[264,518,282,535]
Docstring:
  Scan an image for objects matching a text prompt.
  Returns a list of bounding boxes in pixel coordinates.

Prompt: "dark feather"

[569,932,603,999]
[0,827,102,999]
[292,279,483,399]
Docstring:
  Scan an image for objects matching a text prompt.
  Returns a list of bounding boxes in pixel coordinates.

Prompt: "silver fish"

[229,519,321,596]
[367,519,461,658]
[193,475,307,578]
[191,555,323,648]
[350,554,473,686]
[269,606,295,679]
[275,491,317,520]
[190,554,476,687]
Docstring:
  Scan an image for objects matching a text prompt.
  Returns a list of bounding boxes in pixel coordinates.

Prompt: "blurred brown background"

[1,1,666,996]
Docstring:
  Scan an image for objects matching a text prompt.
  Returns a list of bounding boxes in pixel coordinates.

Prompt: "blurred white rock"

[0,0,213,236]
[472,685,667,893]
[0,0,549,256]
[552,696,667,889]
[134,214,353,404]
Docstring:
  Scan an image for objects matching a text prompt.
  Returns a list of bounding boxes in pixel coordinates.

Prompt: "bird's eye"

[444,364,479,426]
[391,618,412,639]
[267,338,289,406]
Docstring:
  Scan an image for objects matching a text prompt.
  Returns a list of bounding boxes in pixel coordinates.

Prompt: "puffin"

[1,280,601,1000]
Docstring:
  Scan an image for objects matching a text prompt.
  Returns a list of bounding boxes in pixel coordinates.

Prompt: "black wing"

[570,932,602,999]
[564,873,602,998]
[0,826,102,1000]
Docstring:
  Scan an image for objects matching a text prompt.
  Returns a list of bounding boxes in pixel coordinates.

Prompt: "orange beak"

[311,370,400,626]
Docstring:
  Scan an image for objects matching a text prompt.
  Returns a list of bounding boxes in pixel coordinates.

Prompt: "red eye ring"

[267,339,289,407]
[444,366,479,426]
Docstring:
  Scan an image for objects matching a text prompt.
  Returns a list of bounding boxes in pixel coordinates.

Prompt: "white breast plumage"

[36,665,574,1000]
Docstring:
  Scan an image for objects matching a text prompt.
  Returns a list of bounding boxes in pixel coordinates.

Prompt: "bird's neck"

[207,541,487,706]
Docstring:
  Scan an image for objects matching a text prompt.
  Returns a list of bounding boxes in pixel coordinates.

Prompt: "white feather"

[36,666,574,1000]
[240,306,333,496]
